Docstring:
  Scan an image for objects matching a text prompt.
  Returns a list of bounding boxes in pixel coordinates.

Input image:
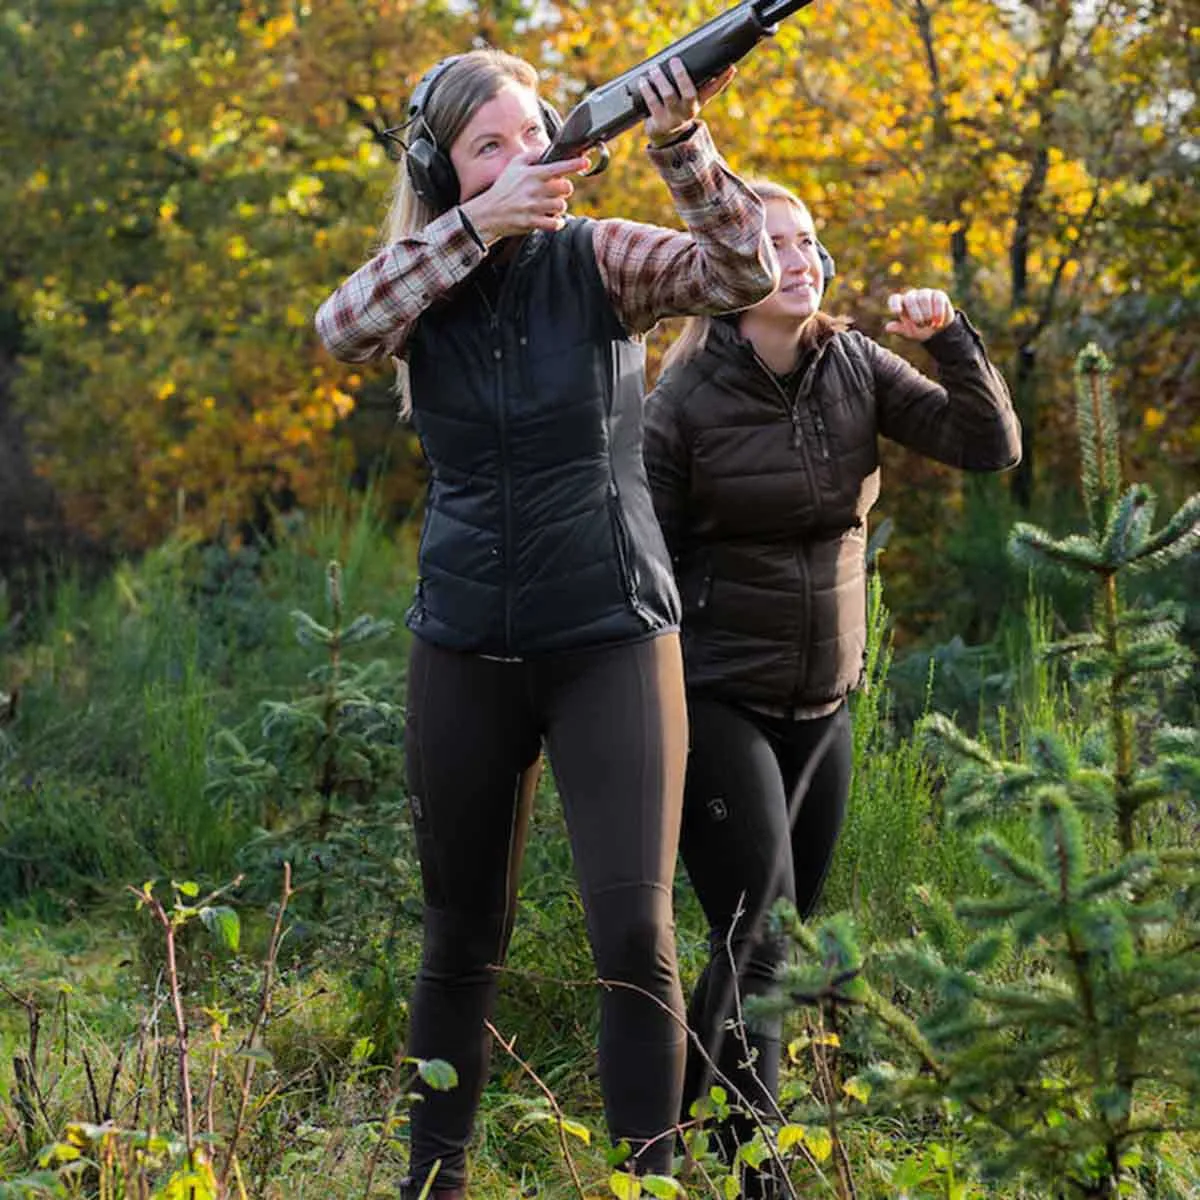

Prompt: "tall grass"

[0,492,413,907]
[823,576,1064,940]
[821,574,979,939]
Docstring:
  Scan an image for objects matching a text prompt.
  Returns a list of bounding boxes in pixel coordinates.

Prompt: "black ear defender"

[816,240,836,282]
[402,55,565,212]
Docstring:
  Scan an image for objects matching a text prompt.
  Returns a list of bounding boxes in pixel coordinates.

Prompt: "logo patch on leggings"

[707,796,728,821]
[410,793,424,821]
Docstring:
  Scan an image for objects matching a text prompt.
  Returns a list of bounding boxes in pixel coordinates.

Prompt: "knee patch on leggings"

[706,924,789,994]
[587,885,676,980]
[419,906,509,981]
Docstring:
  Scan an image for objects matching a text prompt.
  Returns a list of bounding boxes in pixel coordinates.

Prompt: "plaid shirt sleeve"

[591,121,778,336]
[313,207,488,362]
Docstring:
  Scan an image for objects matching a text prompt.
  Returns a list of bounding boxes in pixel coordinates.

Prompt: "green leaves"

[199,903,240,952]
[415,1058,458,1091]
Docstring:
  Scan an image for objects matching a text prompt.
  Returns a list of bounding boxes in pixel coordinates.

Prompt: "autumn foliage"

[1,0,1196,551]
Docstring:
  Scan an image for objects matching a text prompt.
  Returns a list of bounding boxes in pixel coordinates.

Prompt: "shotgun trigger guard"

[581,142,611,177]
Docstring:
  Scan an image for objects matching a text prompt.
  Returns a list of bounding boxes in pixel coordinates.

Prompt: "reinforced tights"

[679,697,852,1189]
[403,633,689,1190]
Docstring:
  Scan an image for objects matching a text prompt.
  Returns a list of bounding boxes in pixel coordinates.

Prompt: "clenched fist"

[885,288,954,342]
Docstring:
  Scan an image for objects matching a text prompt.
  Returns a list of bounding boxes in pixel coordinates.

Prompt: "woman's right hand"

[459,151,590,245]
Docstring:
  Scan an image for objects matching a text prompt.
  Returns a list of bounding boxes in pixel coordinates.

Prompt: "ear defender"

[404,56,564,212]
[817,240,836,282]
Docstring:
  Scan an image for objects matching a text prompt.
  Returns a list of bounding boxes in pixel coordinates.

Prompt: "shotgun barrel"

[541,0,816,168]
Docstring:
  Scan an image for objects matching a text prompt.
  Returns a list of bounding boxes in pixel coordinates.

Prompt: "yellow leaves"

[777,1123,833,1161]
[802,1126,834,1162]
[259,12,297,51]
[156,380,177,402]
[227,235,249,261]
[787,1030,839,1061]
[285,175,325,215]
[159,201,179,223]
[328,389,355,419]
[1143,408,1166,433]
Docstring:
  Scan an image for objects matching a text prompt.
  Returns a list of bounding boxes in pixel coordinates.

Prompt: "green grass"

[2,494,1197,1199]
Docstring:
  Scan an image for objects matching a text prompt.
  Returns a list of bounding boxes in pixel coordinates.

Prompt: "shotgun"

[541,0,816,172]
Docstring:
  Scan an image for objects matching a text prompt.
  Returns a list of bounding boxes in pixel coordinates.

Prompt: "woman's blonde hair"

[381,48,540,245]
[658,179,849,375]
[383,49,540,415]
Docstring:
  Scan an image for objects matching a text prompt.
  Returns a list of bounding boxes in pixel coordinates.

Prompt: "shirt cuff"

[646,118,714,176]
[925,312,987,362]
[415,205,488,279]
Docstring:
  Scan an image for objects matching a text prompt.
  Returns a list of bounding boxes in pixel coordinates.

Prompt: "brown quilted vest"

[643,315,1020,711]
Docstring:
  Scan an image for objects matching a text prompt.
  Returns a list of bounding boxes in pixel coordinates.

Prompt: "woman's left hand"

[884,288,955,341]
[641,58,736,147]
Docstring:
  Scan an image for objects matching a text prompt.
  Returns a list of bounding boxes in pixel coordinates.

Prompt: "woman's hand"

[884,288,955,341]
[641,58,736,147]
[459,151,590,243]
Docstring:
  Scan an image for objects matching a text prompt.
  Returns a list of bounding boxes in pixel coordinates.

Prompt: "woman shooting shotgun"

[315,46,778,1198]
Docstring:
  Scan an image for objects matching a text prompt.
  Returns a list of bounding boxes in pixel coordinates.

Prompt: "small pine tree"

[206,559,414,926]
[772,345,1200,1198]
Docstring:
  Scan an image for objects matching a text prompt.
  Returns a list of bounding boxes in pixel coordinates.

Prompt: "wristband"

[648,120,699,150]
[457,206,488,252]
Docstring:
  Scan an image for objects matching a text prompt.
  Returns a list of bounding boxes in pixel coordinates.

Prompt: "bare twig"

[592,976,817,1195]
[361,1071,416,1200]
[129,874,246,1169]
[485,1020,588,1199]
[219,861,294,1185]
[1,982,54,1143]
[81,1046,101,1123]
[129,888,198,1165]
[492,959,834,1193]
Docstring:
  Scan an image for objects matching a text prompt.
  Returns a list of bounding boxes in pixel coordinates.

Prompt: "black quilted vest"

[405,217,679,656]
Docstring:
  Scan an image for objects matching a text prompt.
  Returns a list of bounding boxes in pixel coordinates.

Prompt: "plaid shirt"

[314,122,777,362]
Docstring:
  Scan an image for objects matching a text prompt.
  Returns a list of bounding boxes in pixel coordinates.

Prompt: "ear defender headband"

[403,55,565,212]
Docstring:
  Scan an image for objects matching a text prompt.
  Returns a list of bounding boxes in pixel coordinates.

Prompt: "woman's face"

[449,81,550,203]
[755,198,825,323]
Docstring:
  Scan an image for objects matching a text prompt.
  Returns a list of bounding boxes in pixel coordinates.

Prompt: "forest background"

[0,1,1198,1198]
[1,0,1196,642]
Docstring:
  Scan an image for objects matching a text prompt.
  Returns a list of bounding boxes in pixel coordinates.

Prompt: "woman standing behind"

[643,180,1020,1195]
[315,49,778,1199]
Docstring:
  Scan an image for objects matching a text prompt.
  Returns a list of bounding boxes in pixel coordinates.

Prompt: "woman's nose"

[783,248,814,274]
